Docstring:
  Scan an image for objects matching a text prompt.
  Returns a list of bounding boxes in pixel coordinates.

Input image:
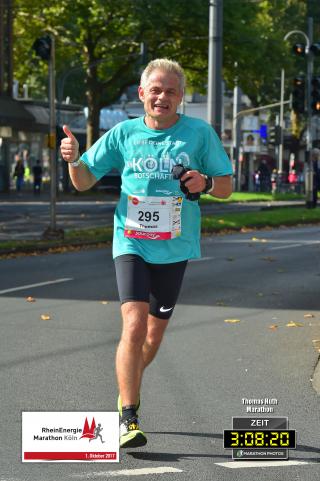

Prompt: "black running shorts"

[114,254,188,320]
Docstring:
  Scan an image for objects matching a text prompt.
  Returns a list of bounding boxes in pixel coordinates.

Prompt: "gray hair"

[140,58,186,91]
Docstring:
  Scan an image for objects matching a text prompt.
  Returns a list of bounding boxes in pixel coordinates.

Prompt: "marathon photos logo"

[22,412,119,462]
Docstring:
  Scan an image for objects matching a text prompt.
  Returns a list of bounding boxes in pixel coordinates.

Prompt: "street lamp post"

[284,20,314,208]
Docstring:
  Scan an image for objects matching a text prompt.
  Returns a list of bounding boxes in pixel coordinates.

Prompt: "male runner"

[60,58,233,448]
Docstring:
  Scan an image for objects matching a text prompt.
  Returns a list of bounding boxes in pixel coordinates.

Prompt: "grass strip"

[1,207,320,257]
[202,207,320,232]
[200,192,305,203]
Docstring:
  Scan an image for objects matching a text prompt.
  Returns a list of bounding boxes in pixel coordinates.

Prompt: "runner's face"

[138,69,183,129]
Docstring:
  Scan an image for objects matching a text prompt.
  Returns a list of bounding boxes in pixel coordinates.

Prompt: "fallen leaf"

[304,313,315,319]
[224,319,241,324]
[226,257,235,261]
[41,314,51,321]
[101,301,109,305]
[251,237,267,243]
[26,296,35,302]
[269,324,278,330]
[286,321,304,327]
[261,256,276,262]
[312,340,320,352]
[257,292,264,297]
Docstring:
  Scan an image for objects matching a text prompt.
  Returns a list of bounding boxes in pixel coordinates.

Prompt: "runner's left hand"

[181,170,206,193]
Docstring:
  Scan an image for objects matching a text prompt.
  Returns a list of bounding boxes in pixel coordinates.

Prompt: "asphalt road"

[0,225,319,481]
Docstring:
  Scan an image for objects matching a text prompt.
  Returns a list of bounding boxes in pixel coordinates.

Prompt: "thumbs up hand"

[60,124,80,162]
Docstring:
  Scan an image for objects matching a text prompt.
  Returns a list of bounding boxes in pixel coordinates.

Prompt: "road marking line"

[71,467,183,477]
[269,244,304,250]
[190,256,215,262]
[0,278,73,294]
[215,460,310,469]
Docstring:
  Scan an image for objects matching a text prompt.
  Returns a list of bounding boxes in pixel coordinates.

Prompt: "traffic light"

[269,125,282,145]
[311,77,320,114]
[32,35,51,61]
[293,43,306,56]
[292,77,305,114]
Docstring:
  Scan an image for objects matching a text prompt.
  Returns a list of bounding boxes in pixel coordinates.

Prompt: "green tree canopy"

[12,0,316,144]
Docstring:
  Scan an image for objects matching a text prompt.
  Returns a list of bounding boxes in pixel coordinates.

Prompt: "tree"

[13,0,313,146]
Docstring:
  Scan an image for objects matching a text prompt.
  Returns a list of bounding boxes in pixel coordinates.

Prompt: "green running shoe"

[119,416,147,448]
[117,394,140,417]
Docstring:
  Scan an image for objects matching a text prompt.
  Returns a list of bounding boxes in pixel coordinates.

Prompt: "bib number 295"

[138,210,160,222]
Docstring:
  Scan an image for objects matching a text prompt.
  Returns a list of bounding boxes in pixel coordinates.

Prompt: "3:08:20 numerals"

[225,430,295,448]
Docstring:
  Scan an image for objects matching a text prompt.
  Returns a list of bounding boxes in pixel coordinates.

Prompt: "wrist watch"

[202,175,214,194]
[69,155,81,167]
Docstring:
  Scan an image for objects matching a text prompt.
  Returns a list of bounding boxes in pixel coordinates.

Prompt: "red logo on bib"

[132,197,139,205]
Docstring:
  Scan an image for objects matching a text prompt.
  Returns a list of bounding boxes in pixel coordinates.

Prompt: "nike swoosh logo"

[160,306,173,313]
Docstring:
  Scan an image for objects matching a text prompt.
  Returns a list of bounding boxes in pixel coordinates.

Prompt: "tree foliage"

[12,0,316,144]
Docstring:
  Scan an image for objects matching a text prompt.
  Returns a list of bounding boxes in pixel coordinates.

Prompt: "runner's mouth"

[154,104,169,110]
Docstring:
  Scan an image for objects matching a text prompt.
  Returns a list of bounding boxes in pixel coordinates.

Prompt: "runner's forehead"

[145,69,181,91]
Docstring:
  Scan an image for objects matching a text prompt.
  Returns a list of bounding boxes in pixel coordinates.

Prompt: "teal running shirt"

[81,114,233,263]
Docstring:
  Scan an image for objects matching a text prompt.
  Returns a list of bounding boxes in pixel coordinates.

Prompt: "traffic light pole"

[279,69,285,174]
[306,17,314,208]
[42,34,64,239]
[207,0,223,137]
[284,22,315,208]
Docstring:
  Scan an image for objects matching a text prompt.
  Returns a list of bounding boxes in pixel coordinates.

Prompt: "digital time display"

[224,429,296,449]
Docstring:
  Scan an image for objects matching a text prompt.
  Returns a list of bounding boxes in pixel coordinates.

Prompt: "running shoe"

[119,416,147,448]
[117,394,140,417]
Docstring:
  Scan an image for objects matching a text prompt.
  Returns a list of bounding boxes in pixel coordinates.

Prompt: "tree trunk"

[86,59,101,149]
[86,92,100,149]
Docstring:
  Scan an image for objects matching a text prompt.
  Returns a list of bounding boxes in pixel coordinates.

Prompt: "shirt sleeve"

[200,124,233,177]
[80,126,123,180]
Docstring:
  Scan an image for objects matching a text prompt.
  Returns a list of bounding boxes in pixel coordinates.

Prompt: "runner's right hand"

[60,125,79,163]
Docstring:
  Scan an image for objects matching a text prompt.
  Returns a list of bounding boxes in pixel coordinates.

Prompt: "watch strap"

[69,156,81,167]
[202,175,214,194]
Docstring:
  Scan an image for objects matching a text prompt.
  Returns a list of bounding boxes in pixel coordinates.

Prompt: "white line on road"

[70,467,183,477]
[215,460,311,469]
[190,256,215,262]
[269,243,303,250]
[269,240,320,250]
[0,278,73,295]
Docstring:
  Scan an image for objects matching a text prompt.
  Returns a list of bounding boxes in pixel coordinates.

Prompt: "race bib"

[124,195,183,240]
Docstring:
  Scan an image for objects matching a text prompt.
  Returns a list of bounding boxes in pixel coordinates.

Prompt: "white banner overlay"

[22,412,119,463]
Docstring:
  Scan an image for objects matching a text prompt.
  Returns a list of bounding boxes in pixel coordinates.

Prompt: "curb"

[312,357,320,395]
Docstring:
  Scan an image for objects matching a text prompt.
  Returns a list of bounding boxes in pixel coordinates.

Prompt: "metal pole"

[279,68,285,174]
[43,34,63,239]
[207,0,223,137]
[233,83,241,191]
[306,17,314,208]
[0,0,4,94]
[6,0,13,97]
[49,34,56,231]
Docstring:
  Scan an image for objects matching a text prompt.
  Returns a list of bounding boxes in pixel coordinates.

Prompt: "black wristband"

[202,175,213,194]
